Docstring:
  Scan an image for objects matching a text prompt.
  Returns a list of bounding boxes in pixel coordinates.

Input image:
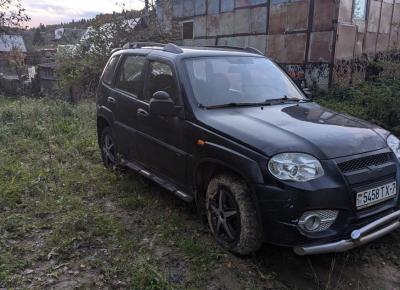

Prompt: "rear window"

[102,55,120,85]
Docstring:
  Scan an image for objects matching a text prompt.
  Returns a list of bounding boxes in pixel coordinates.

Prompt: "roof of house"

[0,35,27,53]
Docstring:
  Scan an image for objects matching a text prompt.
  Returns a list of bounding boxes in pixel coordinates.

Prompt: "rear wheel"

[206,174,262,255]
[100,127,117,169]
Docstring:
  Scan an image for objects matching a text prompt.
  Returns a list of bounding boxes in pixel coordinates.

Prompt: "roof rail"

[122,42,164,49]
[111,48,122,54]
[120,42,184,54]
[244,47,264,55]
[204,45,264,55]
[164,43,184,54]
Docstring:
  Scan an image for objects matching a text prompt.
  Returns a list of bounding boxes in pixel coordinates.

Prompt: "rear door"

[112,53,147,160]
[135,58,188,186]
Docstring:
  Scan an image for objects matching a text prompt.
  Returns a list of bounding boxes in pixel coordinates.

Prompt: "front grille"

[338,153,393,173]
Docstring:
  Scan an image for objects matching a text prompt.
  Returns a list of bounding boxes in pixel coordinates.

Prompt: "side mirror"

[300,81,313,100]
[149,91,177,117]
[302,88,313,100]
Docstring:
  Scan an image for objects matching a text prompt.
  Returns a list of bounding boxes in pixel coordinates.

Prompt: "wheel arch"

[97,115,110,146]
[193,145,264,215]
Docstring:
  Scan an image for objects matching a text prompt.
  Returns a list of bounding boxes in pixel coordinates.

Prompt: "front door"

[112,54,147,161]
[135,58,187,186]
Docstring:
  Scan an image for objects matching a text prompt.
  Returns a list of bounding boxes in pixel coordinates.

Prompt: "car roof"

[111,43,265,60]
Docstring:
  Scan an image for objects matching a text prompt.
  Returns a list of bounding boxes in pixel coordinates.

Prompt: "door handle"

[137,108,149,117]
[107,97,116,104]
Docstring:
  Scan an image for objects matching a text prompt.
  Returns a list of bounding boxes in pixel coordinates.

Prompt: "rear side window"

[115,55,146,97]
[102,56,119,85]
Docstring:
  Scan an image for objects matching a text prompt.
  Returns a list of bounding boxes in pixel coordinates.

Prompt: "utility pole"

[144,0,149,17]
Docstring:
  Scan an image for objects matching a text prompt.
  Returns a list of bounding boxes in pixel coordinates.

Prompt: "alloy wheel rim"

[209,188,240,243]
[102,134,116,167]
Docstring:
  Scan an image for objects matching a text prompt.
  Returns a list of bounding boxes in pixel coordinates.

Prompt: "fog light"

[298,210,338,233]
[303,215,321,231]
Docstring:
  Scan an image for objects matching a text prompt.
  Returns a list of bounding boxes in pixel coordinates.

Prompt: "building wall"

[334,0,400,84]
[158,0,400,88]
[336,0,400,59]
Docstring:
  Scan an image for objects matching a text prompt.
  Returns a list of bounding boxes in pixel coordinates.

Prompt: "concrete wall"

[158,0,400,88]
[336,0,400,59]
[334,0,400,84]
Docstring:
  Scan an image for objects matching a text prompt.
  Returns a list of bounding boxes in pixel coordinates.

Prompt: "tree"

[32,28,44,45]
[0,0,30,32]
[8,47,27,90]
[57,4,178,98]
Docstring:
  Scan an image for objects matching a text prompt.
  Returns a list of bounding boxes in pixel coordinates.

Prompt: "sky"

[22,0,145,27]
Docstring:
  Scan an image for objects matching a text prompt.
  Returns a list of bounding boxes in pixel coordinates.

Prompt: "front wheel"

[206,174,262,255]
[100,127,118,169]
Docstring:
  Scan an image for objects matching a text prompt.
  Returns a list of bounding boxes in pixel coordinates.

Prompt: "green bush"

[316,74,400,136]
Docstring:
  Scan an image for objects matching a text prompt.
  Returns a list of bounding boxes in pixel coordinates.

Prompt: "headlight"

[268,153,324,182]
[387,135,400,160]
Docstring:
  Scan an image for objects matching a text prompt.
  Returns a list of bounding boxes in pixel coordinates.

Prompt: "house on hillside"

[0,34,27,73]
[54,28,87,43]
[157,0,400,89]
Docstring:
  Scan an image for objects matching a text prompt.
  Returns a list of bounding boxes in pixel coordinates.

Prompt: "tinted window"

[102,55,119,85]
[146,61,179,104]
[115,55,146,97]
[184,56,304,107]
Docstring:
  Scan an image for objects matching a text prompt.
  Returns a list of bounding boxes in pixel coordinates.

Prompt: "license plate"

[356,181,397,209]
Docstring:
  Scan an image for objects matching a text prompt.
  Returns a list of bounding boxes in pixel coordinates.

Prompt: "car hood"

[197,102,388,159]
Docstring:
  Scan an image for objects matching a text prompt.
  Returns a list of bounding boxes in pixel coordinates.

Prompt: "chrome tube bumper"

[294,210,400,256]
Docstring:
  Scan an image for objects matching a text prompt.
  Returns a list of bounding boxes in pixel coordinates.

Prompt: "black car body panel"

[96,44,400,254]
[194,103,387,160]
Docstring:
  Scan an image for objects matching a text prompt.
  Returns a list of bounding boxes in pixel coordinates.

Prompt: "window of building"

[115,55,146,97]
[182,21,194,40]
[145,61,179,104]
[353,0,367,21]
[102,55,120,85]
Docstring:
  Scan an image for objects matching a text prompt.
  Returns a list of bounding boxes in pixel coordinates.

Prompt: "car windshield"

[184,56,305,107]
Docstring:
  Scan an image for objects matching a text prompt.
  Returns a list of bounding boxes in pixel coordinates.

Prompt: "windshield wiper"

[265,96,309,104]
[202,102,265,109]
[201,96,309,110]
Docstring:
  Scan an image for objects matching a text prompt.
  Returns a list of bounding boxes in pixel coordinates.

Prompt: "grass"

[0,96,225,289]
[0,94,399,289]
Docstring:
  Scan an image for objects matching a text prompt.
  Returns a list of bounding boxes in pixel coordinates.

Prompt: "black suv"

[96,42,400,255]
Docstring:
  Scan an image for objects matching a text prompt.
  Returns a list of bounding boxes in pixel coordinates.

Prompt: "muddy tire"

[100,127,118,169]
[206,173,262,255]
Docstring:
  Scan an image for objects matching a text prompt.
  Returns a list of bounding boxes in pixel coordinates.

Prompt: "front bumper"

[294,210,400,255]
[253,149,400,250]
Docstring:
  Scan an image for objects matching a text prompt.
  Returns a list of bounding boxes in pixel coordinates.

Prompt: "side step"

[121,159,193,203]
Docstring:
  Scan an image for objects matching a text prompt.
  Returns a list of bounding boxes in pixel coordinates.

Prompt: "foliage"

[7,47,27,89]
[56,6,177,98]
[316,62,400,136]
[0,0,30,32]
[32,28,44,45]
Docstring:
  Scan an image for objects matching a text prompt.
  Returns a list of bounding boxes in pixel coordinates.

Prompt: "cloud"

[22,0,145,27]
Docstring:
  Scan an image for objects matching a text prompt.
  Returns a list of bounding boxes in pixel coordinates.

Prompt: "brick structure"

[157,0,400,89]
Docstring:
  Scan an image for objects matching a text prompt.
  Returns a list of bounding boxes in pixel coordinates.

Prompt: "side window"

[115,55,146,97]
[145,61,180,104]
[102,55,119,85]
[353,0,367,21]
